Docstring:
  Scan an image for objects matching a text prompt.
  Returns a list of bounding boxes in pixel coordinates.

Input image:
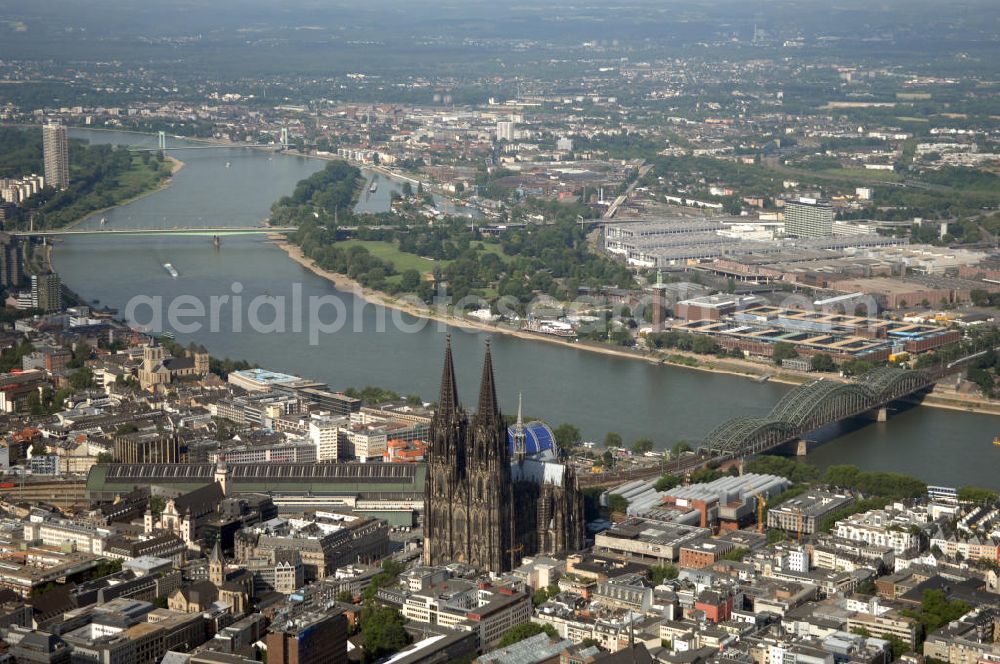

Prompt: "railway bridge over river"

[700,367,933,458]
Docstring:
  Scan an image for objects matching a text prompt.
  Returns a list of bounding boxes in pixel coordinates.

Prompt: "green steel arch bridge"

[700,367,933,458]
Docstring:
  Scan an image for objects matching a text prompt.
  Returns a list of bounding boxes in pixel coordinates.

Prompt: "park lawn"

[338,238,513,287]
[338,239,444,275]
[341,238,512,275]
[814,167,903,183]
[474,241,511,260]
[115,156,170,191]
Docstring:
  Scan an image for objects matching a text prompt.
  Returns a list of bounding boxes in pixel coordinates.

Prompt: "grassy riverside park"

[335,238,512,286]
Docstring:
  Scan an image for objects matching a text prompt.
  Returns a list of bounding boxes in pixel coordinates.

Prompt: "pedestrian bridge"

[701,367,933,457]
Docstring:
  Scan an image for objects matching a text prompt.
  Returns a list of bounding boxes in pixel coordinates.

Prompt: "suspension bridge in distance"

[127,129,290,153]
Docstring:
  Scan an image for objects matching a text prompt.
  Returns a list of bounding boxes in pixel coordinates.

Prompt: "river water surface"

[53,129,999,488]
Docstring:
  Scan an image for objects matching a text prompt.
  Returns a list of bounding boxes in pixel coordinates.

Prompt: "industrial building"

[86,462,425,526]
[672,305,960,362]
[657,473,791,530]
[607,473,791,532]
[674,294,766,322]
[604,219,905,268]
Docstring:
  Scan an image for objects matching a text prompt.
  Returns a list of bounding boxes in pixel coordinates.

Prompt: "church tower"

[209,539,225,586]
[423,339,518,573]
[423,337,469,567]
[467,342,514,572]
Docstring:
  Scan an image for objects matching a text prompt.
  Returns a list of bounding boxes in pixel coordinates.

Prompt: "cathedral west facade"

[423,340,584,574]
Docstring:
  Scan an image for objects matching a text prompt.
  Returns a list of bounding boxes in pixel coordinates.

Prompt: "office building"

[31,272,62,312]
[784,198,834,238]
[0,233,24,288]
[114,432,181,465]
[42,123,70,190]
[767,491,853,535]
[496,121,515,141]
[266,608,348,664]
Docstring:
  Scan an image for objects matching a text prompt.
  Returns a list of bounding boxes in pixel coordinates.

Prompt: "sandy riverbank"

[274,238,1000,419]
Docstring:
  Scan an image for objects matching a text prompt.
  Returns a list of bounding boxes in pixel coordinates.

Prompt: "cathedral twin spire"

[433,337,506,465]
[436,336,502,423]
[474,341,500,423]
[437,335,461,422]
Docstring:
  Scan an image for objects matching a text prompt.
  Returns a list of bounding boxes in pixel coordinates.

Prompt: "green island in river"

[0,126,175,231]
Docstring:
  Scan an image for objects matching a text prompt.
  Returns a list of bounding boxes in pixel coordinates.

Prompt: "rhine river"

[52,129,999,488]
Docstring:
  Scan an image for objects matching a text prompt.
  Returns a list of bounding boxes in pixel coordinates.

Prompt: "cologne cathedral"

[423,339,584,574]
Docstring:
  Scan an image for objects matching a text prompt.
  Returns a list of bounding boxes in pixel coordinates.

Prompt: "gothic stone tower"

[423,340,514,573]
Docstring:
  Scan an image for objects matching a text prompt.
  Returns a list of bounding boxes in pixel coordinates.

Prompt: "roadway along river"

[53,129,1000,489]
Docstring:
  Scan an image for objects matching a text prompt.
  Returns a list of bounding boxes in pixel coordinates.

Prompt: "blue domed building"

[507,420,557,460]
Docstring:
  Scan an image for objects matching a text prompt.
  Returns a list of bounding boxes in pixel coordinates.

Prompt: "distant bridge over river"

[10,227,293,238]
[126,129,289,153]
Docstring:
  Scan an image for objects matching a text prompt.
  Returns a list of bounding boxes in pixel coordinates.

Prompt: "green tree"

[399,269,422,291]
[649,564,679,584]
[68,368,94,390]
[609,327,633,347]
[957,486,998,503]
[901,590,971,636]
[607,493,629,514]
[362,559,406,601]
[149,495,166,517]
[810,354,837,372]
[553,424,581,453]
[531,584,560,606]
[654,473,681,492]
[96,452,114,464]
[690,467,725,484]
[27,392,44,417]
[772,342,799,365]
[720,547,750,562]
[631,438,654,454]
[745,456,820,483]
[841,359,875,377]
[601,450,615,468]
[496,623,557,648]
[603,432,623,449]
[361,605,411,663]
